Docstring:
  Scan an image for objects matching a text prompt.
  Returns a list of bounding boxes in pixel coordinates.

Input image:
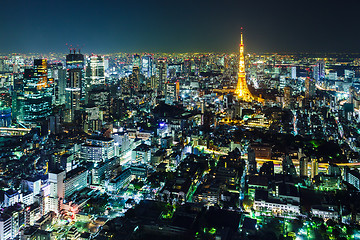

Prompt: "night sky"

[1,0,359,54]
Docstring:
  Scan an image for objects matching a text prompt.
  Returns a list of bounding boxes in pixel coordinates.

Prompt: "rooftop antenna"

[66,43,73,54]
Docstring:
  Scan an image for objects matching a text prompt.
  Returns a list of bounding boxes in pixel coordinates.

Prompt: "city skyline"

[2,1,360,239]
[1,33,360,239]
[1,0,360,54]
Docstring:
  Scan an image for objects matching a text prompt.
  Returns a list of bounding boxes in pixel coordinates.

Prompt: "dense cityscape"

[0,30,359,240]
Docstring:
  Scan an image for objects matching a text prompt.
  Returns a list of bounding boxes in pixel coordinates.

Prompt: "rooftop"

[65,166,87,180]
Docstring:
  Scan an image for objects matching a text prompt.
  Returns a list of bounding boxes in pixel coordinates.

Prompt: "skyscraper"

[183,59,191,76]
[48,170,65,213]
[291,66,296,79]
[141,55,153,78]
[247,148,257,174]
[87,85,110,122]
[157,58,167,94]
[310,157,319,179]
[283,86,292,108]
[65,50,84,123]
[21,59,53,123]
[85,55,105,86]
[48,63,66,106]
[0,88,11,127]
[133,54,141,69]
[11,73,24,122]
[299,157,308,177]
[235,32,253,102]
[85,55,106,119]
[305,77,316,98]
[165,81,180,105]
[313,60,325,81]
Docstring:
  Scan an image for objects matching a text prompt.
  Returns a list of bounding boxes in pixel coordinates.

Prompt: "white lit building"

[253,189,300,218]
[48,169,65,213]
[0,214,11,240]
[4,190,21,208]
[311,205,339,221]
[85,136,115,160]
[131,143,151,164]
[81,144,103,162]
[64,167,88,199]
[85,55,105,86]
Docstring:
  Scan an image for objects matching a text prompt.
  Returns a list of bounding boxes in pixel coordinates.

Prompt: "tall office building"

[104,58,109,71]
[64,167,88,199]
[21,59,53,124]
[48,169,65,213]
[130,66,140,92]
[142,55,153,78]
[12,73,24,122]
[0,107,11,127]
[65,50,84,122]
[300,157,309,177]
[0,88,12,127]
[85,55,106,119]
[183,59,191,76]
[247,148,257,174]
[48,63,66,106]
[133,54,141,68]
[87,85,110,122]
[199,55,208,72]
[157,58,167,94]
[0,58,6,72]
[165,81,180,105]
[283,86,292,108]
[291,66,296,79]
[279,76,286,90]
[305,77,316,98]
[85,55,105,86]
[313,60,325,81]
[310,157,319,179]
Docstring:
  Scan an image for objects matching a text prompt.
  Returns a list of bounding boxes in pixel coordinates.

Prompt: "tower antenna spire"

[241,27,244,45]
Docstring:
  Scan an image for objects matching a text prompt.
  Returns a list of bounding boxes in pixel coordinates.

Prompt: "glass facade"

[21,59,53,123]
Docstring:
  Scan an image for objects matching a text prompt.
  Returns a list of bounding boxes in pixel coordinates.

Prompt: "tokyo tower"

[235,31,253,102]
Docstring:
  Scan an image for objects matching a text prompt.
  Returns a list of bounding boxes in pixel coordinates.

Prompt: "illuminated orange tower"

[235,31,253,102]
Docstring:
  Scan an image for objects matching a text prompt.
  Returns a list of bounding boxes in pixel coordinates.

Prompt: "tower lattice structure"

[235,32,253,102]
